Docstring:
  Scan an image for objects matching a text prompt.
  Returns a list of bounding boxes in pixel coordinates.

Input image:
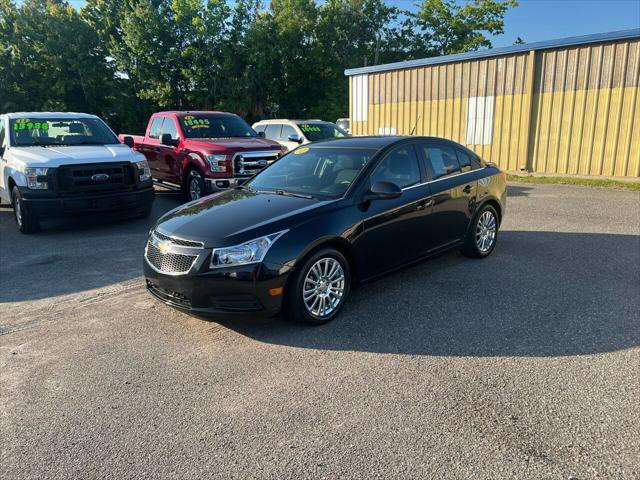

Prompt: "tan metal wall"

[349,37,640,178]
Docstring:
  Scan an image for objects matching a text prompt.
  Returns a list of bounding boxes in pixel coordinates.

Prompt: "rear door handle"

[463,184,473,194]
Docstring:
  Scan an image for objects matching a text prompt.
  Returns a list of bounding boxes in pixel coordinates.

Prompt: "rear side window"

[456,149,473,172]
[161,118,179,140]
[422,144,460,180]
[0,120,5,148]
[370,146,421,189]
[264,124,282,140]
[149,117,165,139]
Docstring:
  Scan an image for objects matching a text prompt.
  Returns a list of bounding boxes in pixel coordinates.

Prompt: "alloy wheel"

[189,176,202,200]
[476,210,496,253]
[13,195,22,228]
[302,257,345,318]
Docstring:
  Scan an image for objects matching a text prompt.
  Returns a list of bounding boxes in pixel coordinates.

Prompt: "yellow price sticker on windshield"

[294,147,310,154]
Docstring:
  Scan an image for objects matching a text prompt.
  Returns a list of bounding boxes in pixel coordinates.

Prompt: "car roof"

[155,111,237,116]
[254,119,325,124]
[3,112,99,120]
[311,135,470,150]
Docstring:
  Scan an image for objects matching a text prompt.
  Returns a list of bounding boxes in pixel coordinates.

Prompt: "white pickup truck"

[0,112,155,233]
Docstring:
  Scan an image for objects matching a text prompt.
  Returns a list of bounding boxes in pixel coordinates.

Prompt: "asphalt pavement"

[1,183,639,479]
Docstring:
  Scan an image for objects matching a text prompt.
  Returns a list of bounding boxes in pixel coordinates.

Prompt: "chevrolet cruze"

[144,136,507,324]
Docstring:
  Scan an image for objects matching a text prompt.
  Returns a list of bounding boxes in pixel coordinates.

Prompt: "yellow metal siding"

[349,37,640,178]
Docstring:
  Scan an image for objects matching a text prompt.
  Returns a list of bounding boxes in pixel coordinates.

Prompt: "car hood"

[155,189,333,248]
[8,144,139,168]
[184,137,281,153]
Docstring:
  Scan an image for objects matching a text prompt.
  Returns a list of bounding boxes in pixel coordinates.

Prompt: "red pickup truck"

[120,111,284,201]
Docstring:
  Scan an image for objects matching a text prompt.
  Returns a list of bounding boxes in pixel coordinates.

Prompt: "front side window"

[280,124,297,140]
[264,124,282,140]
[297,122,349,142]
[149,117,164,139]
[179,114,256,139]
[370,146,421,189]
[9,117,119,147]
[247,146,374,199]
[422,144,461,180]
[161,118,179,140]
[0,120,5,148]
[253,124,266,133]
[456,149,473,172]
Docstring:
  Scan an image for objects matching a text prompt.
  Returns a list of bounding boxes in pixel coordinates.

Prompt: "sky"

[63,0,640,48]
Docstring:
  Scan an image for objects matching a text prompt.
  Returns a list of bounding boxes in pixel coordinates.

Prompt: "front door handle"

[463,184,473,194]
[417,198,434,210]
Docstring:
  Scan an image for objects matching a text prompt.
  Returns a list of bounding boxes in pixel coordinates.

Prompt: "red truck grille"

[233,151,280,177]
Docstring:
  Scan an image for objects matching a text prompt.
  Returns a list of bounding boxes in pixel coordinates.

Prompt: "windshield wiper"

[275,189,313,199]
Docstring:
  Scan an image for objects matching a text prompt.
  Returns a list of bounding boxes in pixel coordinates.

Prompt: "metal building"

[345,29,640,178]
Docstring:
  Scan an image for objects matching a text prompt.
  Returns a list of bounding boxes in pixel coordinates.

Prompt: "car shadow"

[0,189,184,303]
[216,231,640,358]
[506,184,534,197]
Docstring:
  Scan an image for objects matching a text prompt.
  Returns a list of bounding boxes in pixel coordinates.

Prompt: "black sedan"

[144,136,507,324]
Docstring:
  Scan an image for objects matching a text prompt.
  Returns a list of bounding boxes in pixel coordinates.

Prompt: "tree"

[409,0,518,56]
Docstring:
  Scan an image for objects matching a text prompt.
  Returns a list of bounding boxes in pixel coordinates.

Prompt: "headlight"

[205,154,228,172]
[210,230,288,269]
[135,160,151,181]
[24,167,49,189]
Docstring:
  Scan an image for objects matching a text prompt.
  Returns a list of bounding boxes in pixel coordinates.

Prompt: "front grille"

[153,230,204,248]
[145,242,197,274]
[234,151,280,177]
[57,162,134,194]
[147,280,191,308]
[210,295,263,311]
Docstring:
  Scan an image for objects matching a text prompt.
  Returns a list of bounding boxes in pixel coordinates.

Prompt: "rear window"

[297,122,349,142]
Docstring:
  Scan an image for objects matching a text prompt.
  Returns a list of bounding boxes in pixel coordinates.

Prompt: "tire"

[461,204,499,258]
[185,169,206,201]
[11,186,39,234]
[285,248,351,325]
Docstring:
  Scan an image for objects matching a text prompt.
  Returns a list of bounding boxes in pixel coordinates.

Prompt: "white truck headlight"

[210,230,288,269]
[205,154,228,172]
[24,167,49,189]
[135,160,151,181]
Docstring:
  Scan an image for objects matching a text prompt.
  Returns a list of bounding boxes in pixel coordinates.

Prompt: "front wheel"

[11,186,39,234]
[185,170,206,201]
[285,248,351,325]
[462,204,499,258]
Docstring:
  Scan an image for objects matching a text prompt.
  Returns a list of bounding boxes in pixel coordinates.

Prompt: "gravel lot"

[1,183,639,479]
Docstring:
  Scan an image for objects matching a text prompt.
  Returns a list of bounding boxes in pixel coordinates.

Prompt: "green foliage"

[1,0,517,131]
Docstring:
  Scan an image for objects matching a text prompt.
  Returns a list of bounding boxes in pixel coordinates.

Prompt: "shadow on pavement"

[218,230,640,358]
[0,190,183,303]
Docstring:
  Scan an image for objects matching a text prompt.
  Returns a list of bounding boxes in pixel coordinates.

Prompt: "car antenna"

[410,114,421,136]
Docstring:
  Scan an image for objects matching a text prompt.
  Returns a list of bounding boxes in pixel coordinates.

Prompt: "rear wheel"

[11,186,39,234]
[285,248,351,325]
[185,170,206,201]
[462,204,498,258]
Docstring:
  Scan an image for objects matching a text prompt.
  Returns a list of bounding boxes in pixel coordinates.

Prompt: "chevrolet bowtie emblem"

[158,241,171,254]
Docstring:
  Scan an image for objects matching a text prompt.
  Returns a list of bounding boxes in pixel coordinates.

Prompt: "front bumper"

[204,177,251,191]
[21,186,155,218]
[143,258,290,316]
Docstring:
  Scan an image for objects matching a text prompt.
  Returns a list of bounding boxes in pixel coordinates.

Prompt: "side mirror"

[160,133,178,147]
[257,131,266,138]
[288,133,303,144]
[366,181,402,201]
[122,136,134,148]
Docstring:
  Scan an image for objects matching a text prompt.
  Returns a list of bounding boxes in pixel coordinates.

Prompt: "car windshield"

[9,117,119,147]
[179,114,256,139]
[297,122,349,142]
[246,146,374,199]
